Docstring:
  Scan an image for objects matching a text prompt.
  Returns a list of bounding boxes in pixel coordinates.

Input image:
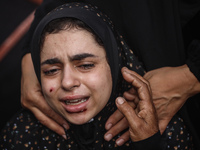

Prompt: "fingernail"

[104,133,112,141]
[123,67,129,72]
[106,123,113,130]
[117,98,124,105]
[123,70,130,76]
[63,124,69,130]
[123,67,128,70]
[62,134,67,140]
[116,139,125,146]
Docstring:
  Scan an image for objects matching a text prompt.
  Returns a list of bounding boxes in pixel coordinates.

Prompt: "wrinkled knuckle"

[140,81,148,89]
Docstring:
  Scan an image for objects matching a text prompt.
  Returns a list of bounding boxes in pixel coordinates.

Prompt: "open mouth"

[65,98,88,105]
[60,96,90,113]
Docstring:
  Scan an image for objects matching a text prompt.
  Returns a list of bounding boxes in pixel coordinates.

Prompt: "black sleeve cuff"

[186,39,200,81]
[132,131,162,150]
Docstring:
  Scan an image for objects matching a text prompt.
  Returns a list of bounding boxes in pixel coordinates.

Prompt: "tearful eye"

[43,69,59,75]
[78,64,95,70]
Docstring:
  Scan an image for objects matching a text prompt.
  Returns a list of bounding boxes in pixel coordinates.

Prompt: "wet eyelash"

[79,64,95,69]
[43,69,58,75]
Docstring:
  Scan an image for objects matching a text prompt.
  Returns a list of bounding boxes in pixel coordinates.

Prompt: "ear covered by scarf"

[31,2,145,150]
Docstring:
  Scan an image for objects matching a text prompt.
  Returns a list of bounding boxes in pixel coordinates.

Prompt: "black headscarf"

[31,2,145,149]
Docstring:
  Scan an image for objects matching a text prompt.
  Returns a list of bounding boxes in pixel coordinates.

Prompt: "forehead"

[40,17,103,51]
[40,28,106,60]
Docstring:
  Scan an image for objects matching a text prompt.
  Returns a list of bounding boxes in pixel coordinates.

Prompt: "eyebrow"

[41,53,97,66]
[70,53,97,61]
[41,58,61,66]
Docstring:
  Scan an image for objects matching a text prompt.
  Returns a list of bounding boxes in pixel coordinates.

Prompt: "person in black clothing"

[0,3,174,149]
[20,0,200,148]
[0,0,37,131]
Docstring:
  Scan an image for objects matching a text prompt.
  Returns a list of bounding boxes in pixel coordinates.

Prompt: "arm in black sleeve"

[132,132,162,150]
[181,5,200,81]
[22,0,65,57]
[186,40,200,81]
[185,11,200,81]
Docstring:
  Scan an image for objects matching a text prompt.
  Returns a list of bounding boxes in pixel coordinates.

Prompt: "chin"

[65,111,94,125]
[68,118,92,125]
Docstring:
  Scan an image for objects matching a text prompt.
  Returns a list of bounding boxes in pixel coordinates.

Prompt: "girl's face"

[40,28,112,125]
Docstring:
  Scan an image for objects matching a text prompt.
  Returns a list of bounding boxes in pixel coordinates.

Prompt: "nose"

[61,66,81,91]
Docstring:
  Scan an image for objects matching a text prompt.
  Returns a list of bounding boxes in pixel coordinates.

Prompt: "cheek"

[102,66,112,97]
[89,65,112,99]
[41,79,58,98]
[49,87,54,93]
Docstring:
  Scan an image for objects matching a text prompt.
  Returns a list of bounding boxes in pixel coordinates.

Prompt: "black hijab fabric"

[31,2,145,150]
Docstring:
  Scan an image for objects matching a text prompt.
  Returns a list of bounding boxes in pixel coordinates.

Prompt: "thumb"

[115,97,140,126]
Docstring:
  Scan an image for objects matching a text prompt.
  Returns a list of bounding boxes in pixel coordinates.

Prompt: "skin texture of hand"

[21,54,69,139]
[105,67,159,144]
[143,65,200,133]
[105,64,200,145]
[116,67,159,142]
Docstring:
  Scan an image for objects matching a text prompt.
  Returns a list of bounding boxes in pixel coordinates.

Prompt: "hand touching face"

[116,67,159,142]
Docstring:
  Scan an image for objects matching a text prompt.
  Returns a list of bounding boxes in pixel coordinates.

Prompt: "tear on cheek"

[50,88,54,93]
